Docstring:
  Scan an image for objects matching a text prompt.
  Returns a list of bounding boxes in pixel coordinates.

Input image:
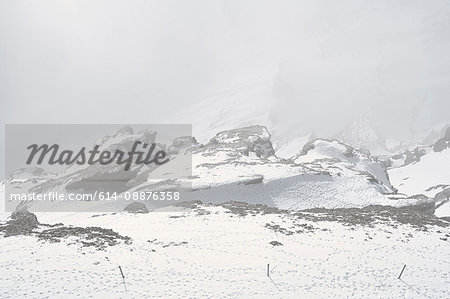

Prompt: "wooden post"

[119,266,127,292]
[119,266,125,279]
[398,264,406,279]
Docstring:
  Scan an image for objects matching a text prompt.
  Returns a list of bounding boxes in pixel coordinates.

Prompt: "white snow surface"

[274,134,314,159]
[436,201,450,218]
[388,149,450,198]
[0,208,449,298]
[188,136,406,210]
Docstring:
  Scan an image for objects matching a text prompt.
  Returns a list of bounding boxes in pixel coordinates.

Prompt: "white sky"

[1,0,450,176]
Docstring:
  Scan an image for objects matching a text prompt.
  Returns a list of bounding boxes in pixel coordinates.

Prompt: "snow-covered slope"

[435,188,450,219]
[387,128,450,218]
[1,203,449,298]
[389,149,450,198]
[0,181,4,213]
[6,125,429,212]
[388,129,450,198]
[182,127,412,210]
[274,133,315,159]
[294,139,395,192]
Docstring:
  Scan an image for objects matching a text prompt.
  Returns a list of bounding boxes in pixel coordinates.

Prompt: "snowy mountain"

[2,1,450,297]
[4,125,429,212]
[186,127,427,210]
[273,133,316,159]
[416,122,450,149]
[336,114,387,155]
[8,167,53,180]
[293,139,395,192]
[387,128,450,218]
[388,130,450,198]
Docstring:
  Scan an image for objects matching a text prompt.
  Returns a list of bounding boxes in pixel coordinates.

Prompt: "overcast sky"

[1,0,450,177]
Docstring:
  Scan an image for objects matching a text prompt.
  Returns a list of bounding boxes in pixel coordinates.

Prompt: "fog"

[1,0,450,176]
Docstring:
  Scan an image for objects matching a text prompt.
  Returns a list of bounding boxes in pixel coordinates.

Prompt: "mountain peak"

[208,125,275,158]
[336,114,386,154]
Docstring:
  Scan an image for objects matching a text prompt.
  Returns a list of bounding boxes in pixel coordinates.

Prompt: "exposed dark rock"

[434,187,450,202]
[433,128,450,152]
[265,223,295,235]
[404,147,427,165]
[0,210,39,237]
[302,204,447,228]
[168,136,198,154]
[37,226,131,250]
[174,200,203,209]
[433,139,448,152]
[403,201,435,216]
[298,140,316,156]
[207,125,275,158]
[218,201,284,217]
[269,240,283,246]
[241,175,264,185]
[207,200,448,229]
[0,210,131,250]
[123,202,149,213]
[384,147,428,169]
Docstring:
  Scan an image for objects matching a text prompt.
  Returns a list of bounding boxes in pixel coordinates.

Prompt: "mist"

[1,0,450,176]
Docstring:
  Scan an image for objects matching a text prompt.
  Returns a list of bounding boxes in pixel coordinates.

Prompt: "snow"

[274,134,313,159]
[0,181,4,213]
[1,124,447,298]
[3,130,422,213]
[336,114,385,154]
[0,128,448,297]
[0,207,449,298]
[436,201,450,218]
[169,79,275,144]
[293,139,395,192]
[186,137,406,210]
[388,149,450,198]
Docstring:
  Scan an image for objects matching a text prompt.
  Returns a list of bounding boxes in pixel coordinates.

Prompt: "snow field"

[1,207,449,298]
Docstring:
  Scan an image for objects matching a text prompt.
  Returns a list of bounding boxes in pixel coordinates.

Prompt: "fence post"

[398,264,406,279]
[119,265,127,292]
